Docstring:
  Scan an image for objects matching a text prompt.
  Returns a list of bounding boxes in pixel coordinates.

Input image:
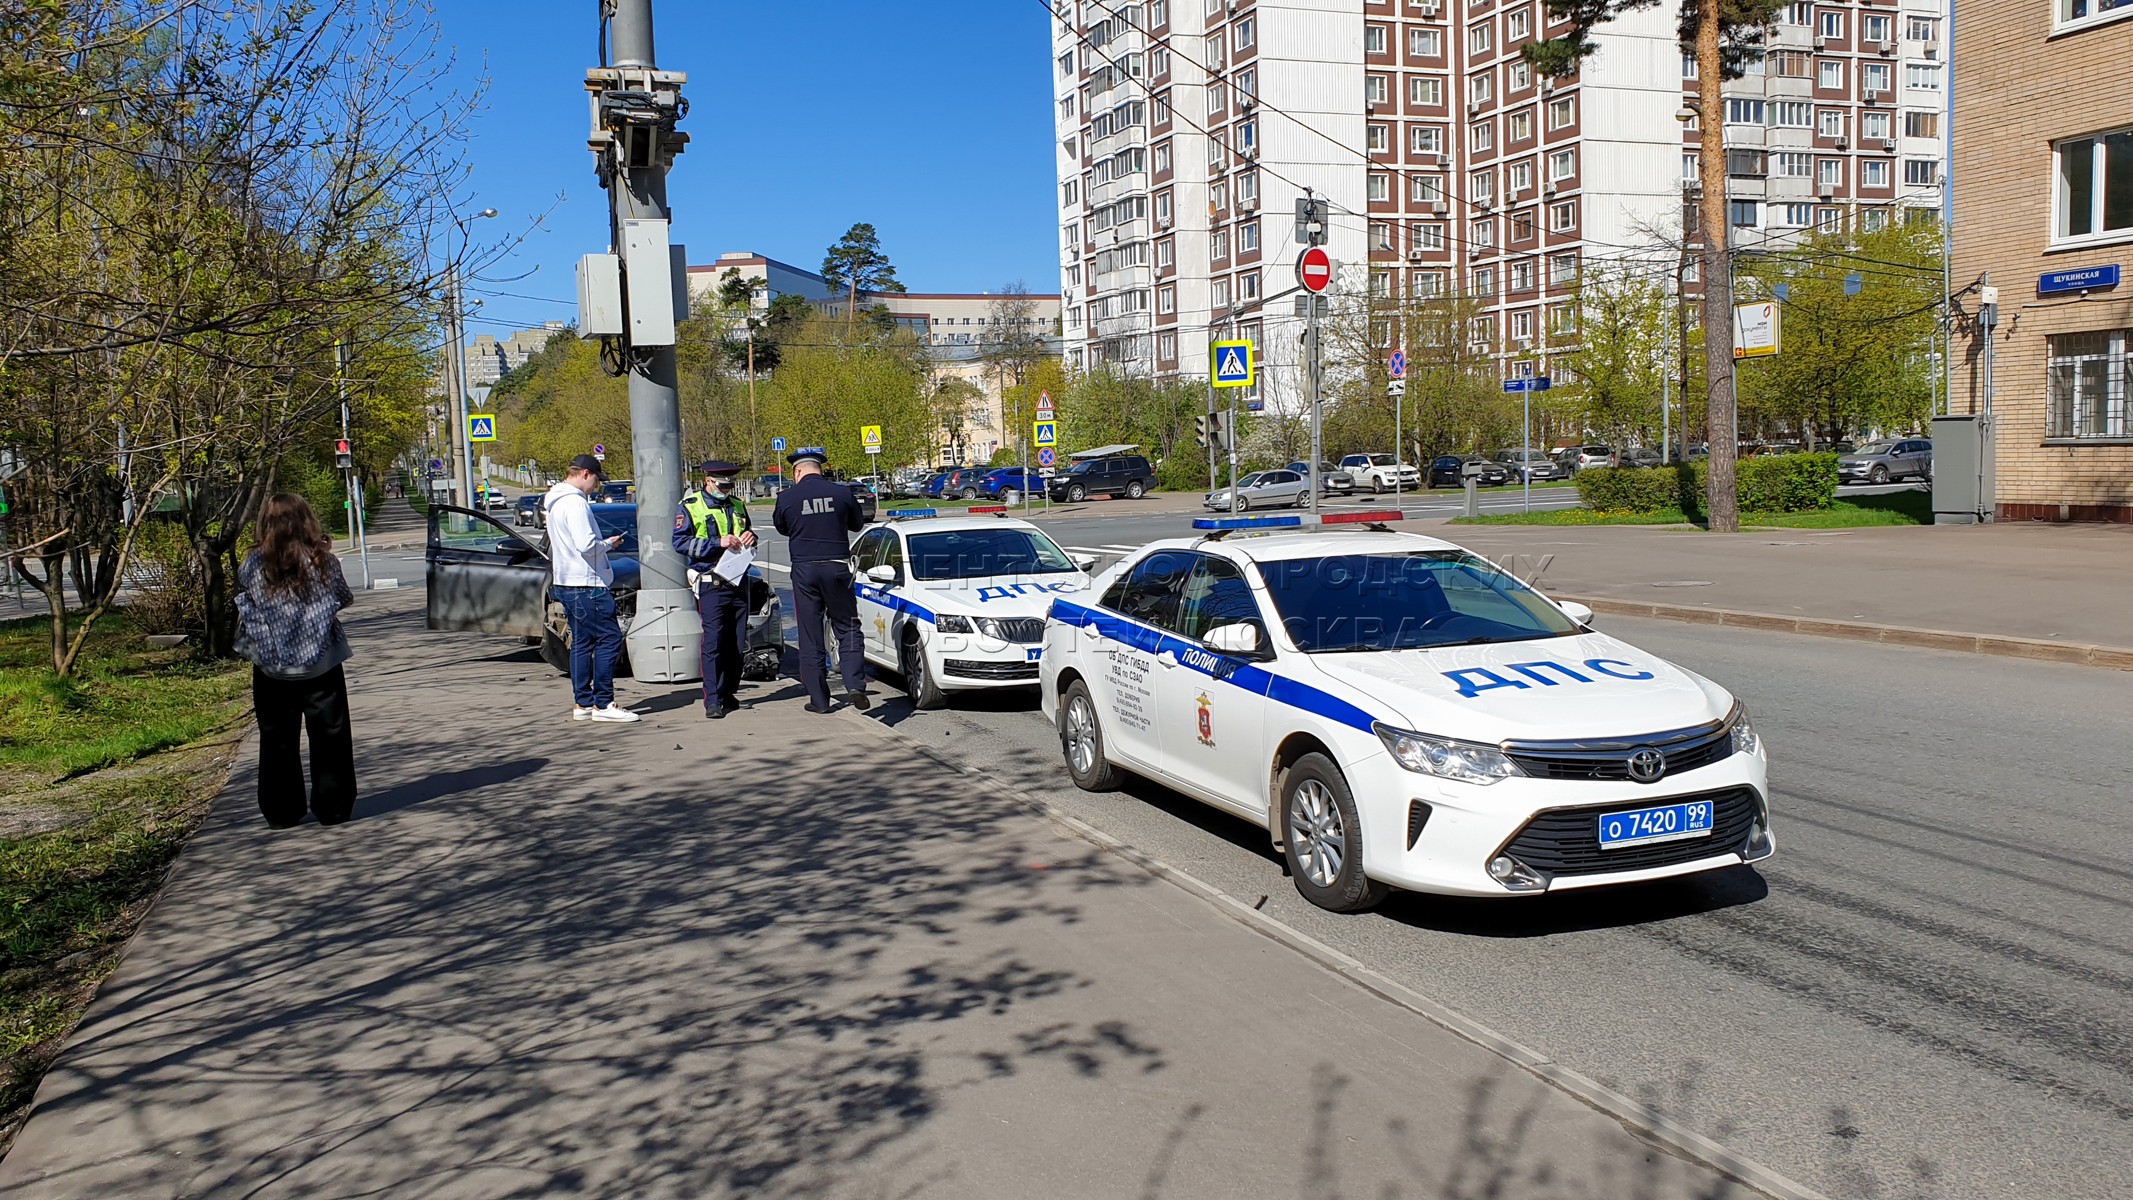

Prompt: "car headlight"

[1374,723,1523,785]
[934,613,973,633]
[1729,703,1761,757]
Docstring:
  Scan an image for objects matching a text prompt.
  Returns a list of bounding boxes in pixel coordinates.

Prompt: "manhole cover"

[1649,580,1714,588]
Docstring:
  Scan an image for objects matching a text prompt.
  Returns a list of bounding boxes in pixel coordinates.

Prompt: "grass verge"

[1450,489,1932,529]
[0,612,248,1154]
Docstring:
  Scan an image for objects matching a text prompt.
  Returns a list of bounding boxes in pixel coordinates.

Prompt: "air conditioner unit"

[1818,186,1836,200]
[1157,215,1172,229]
[1835,137,1849,149]
[1435,153,1452,166]
[1540,79,1554,94]
[1880,137,1896,150]
[1543,183,1558,196]
[1431,201,1448,214]
[1878,41,1894,55]
[1408,248,1426,261]
[1467,101,1482,114]
[1421,1,1440,14]
[1924,45,1939,59]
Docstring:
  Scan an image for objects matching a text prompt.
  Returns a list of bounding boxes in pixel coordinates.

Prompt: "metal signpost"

[1503,375,1551,513]
[1298,242,1334,515]
[1388,349,1407,504]
[1211,339,1253,505]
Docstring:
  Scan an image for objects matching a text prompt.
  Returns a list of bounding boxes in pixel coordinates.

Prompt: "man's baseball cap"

[569,454,606,479]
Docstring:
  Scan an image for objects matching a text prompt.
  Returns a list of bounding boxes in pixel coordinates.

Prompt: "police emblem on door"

[1196,692,1215,747]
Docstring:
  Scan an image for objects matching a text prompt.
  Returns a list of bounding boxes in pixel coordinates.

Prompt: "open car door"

[427,504,548,637]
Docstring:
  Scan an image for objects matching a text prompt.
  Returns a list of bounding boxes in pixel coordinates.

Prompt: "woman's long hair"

[255,493,335,597]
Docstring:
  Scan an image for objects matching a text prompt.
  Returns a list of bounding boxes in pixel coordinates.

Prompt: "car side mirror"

[1203,623,1266,657]
[1559,601,1594,627]
[1070,553,1097,572]
[865,564,898,584]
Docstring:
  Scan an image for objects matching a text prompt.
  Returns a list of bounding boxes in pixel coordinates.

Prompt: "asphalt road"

[746,511,2133,1200]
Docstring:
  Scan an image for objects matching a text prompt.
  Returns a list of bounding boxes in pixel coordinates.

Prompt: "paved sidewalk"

[1439,519,2133,651]
[0,589,1750,1199]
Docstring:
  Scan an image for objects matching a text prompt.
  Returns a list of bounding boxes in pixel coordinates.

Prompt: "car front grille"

[942,658,1040,680]
[1502,719,1734,782]
[978,617,1047,643]
[1499,786,1761,877]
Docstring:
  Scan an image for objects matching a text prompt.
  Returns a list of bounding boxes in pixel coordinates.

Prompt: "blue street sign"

[2038,264,2120,295]
[592,443,605,457]
[772,437,786,451]
[1503,379,1526,393]
[1502,376,1553,394]
[427,458,442,471]
[1037,446,1056,468]
[1389,350,1406,379]
[1211,340,1255,388]
[1844,272,1863,297]
[1033,421,1058,448]
[466,414,496,442]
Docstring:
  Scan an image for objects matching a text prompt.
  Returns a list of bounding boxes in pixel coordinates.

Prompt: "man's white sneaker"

[572,706,595,721]
[589,704,641,723]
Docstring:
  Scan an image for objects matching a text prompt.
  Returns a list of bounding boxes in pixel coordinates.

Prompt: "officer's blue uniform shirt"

[773,474,863,562]
[672,490,750,567]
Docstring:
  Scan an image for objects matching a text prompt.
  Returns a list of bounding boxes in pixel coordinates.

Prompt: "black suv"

[1046,453,1156,502]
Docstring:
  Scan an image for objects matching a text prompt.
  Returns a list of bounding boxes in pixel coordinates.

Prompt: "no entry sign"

[1297,246,1334,294]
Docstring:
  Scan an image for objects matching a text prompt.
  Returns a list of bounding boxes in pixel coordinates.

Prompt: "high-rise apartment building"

[1050,0,1947,404]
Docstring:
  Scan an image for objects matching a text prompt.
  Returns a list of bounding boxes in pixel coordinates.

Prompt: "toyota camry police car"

[851,508,1097,709]
[1038,510,1772,912]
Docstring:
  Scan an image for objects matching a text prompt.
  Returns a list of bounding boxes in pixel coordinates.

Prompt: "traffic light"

[1211,411,1232,454]
[1194,414,1212,451]
[334,438,353,469]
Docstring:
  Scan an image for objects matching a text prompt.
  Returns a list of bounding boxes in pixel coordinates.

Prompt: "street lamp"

[444,208,499,509]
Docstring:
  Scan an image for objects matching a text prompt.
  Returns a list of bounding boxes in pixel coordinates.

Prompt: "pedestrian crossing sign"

[1211,340,1255,388]
[467,414,496,442]
[860,425,882,448]
[1033,421,1057,447]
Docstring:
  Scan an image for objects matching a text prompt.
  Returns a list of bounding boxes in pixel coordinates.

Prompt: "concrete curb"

[840,707,1831,1200]
[1565,595,2133,672]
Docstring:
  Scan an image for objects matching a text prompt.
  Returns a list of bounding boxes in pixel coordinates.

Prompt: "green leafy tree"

[1557,264,1673,447]
[1527,0,1790,530]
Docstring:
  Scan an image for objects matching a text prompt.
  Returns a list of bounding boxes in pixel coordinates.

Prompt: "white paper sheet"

[711,545,755,586]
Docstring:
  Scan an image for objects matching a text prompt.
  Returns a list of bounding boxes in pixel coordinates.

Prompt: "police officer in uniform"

[772,447,870,713]
[673,459,757,718]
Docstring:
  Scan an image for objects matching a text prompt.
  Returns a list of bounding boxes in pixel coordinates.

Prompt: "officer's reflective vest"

[682,489,750,541]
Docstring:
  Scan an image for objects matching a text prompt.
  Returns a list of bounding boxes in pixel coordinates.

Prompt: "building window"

[1411,124,1445,154]
[1730,199,1760,226]
[1240,271,1260,300]
[1547,96,1574,129]
[1470,119,1494,152]
[1862,111,1891,140]
[1152,143,1171,174]
[1472,266,1496,296]
[1508,109,1532,141]
[1773,101,1812,128]
[1863,14,1891,43]
[1819,10,1843,39]
[1414,222,1446,250]
[1908,14,1939,39]
[1683,152,1700,182]
[1507,60,1531,92]
[1548,147,1576,179]
[1862,63,1890,95]
[1239,119,1257,150]
[1863,207,1890,232]
[1158,331,1177,360]
[1369,172,1392,202]
[1860,159,1889,189]
[1238,170,1258,204]
[1906,64,1941,91]
[1371,270,1392,297]
[1366,24,1388,54]
[1234,16,1256,49]
[1905,111,1940,139]
[1816,207,1841,231]
[1904,159,1938,186]
[1409,27,1442,57]
[1726,98,1766,125]
[1817,60,1843,89]
[1470,168,1495,205]
[1157,285,1176,314]
[1548,200,1577,231]
[1367,74,1391,105]
[1509,159,1533,192]
[2056,129,2133,242]
[1470,72,1494,106]
[1470,217,1495,247]
[1212,278,1230,308]
[1549,251,1578,284]
[1510,309,1535,341]
[1212,230,1229,260]
[1507,7,1532,39]
[1413,173,1445,203]
[1155,191,1173,225]
[2049,331,2130,437]
[1469,21,1493,55]
[1819,109,1845,137]
[1818,158,1844,186]
[1369,123,1391,152]
[1774,50,1811,77]
[1414,269,1445,298]
[1207,83,1227,116]
[1726,149,1765,177]
[1058,51,1074,77]
[1779,203,1813,226]
[1062,180,1078,206]
[1777,151,1812,177]
[1411,75,1444,106]
[1510,258,1536,290]
[1550,303,1575,333]
[1236,67,1257,99]
[1239,220,1260,252]
[1371,221,1394,250]
[1157,238,1174,268]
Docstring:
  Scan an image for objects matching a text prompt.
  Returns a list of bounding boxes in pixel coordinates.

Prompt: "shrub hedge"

[1574,453,1838,515]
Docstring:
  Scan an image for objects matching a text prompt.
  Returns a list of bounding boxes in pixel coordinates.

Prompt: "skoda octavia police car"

[1038,510,1772,912]
[852,508,1096,709]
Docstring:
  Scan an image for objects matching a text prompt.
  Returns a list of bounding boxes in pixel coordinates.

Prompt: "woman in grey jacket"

[236,493,357,826]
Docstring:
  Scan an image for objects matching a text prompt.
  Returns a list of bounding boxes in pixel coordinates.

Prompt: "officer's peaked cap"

[786,446,829,466]
[696,459,743,476]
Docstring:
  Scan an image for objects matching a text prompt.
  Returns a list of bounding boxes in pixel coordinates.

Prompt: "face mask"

[712,480,735,497]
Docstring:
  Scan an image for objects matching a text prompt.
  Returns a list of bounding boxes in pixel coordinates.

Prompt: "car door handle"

[1156,651,1178,669]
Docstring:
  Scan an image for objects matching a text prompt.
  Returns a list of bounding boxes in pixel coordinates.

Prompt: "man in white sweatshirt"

[543,454,639,722]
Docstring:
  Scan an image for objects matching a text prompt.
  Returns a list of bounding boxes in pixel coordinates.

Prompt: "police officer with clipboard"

[673,460,756,718]
[772,447,870,714]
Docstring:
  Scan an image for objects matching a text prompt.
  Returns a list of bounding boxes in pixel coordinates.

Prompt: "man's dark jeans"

[555,585,621,709]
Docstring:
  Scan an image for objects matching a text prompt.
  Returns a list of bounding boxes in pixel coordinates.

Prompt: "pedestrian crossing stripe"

[467,414,496,442]
[1211,339,1255,388]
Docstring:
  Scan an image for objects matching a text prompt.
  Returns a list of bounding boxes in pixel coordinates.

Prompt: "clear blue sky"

[439,1,1059,337]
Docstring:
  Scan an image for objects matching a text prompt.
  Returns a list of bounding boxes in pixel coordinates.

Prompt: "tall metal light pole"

[595,0,694,680]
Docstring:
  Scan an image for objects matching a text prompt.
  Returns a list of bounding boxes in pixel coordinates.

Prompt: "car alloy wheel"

[1288,779,1346,888]
[1067,484,1087,502]
[961,487,979,500]
[1233,495,1250,512]
[1280,753,1388,913]
[1124,480,1145,499]
[901,634,945,710]
[1869,465,1888,484]
[1059,681,1122,790]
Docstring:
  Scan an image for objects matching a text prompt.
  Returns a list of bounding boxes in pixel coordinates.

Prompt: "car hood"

[1837,453,1879,465]
[1295,631,1731,743]
[896,572,1095,619]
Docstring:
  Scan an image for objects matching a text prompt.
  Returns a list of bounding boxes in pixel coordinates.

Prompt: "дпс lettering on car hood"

[1300,631,1732,744]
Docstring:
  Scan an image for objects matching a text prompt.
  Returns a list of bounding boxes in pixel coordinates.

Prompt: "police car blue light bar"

[884,508,939,519]
[1190,509,1405,533]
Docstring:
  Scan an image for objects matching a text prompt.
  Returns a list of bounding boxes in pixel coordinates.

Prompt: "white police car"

[1037,510,1772,912]
[851,508,1097,709]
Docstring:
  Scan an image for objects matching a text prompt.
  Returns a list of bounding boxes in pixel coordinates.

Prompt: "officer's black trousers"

[695,580,748,709]
[791,558,865,707]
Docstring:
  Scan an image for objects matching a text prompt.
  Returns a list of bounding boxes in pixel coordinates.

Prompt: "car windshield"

[1855,442,1897,455]
[1368,454,1397,466]
[906,528,1077,580]
[1061,460,1096,474]
[1257,551,1579,652]
[1236,473,1263,487]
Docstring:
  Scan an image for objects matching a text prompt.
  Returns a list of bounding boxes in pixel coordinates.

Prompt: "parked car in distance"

[978,466,1044,502]
[1553,446,1617,473]
[600,479,634,502]
[1046,451,1156,502]
[1336,453,1421,492]
[1619,446,1664,469]
[1286,461,1357,494]
[1461,457,1511,486]
[1492,448,1566,482]
[892,468,932,497]
[515,494,541,526]
[1839,438,1932,484]
[1206,469,1309,511]
[927,466,987,500]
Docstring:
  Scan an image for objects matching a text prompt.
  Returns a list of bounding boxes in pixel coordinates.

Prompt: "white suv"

[1336,453,1421,492]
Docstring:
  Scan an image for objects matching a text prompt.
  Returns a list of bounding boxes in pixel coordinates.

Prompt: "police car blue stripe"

[856,584,936,626]
[1049,601,1378,734]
